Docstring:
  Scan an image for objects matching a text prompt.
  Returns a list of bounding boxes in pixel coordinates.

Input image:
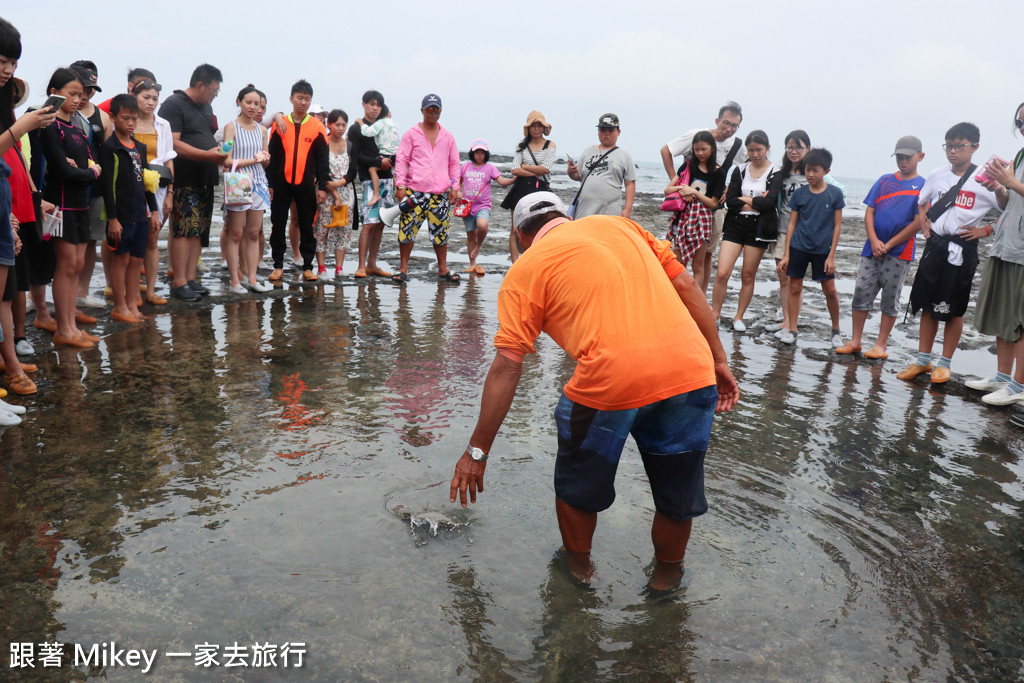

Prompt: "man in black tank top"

[70,61,113,313]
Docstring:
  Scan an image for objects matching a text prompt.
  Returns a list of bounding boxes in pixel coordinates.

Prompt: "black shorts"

[722,213,763,248]
[1,265,14,302]
[59,209,92,245]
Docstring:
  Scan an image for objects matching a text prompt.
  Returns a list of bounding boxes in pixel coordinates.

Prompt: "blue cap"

[421,94,442,110]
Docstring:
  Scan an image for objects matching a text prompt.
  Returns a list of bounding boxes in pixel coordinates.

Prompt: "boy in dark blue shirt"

[777,148,846,346]
[101,94,158,324]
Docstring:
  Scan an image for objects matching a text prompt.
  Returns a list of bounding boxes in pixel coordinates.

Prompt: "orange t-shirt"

[494,215,715,411]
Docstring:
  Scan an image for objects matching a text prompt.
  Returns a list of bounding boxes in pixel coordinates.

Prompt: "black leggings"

[269,181,317,270]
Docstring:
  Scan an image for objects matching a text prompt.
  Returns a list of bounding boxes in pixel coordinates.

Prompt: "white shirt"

[921,164,1000,265]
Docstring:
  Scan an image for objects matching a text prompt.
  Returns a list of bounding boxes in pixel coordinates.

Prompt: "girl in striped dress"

[223,84,271,293]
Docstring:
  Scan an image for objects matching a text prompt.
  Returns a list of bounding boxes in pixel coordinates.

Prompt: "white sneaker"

[25,299,35,313]
[0,398,26,415]
[764,322,782,333]
[779,330,796,344]
[15,339,34,356]
[257,260,273,272]
[831,332,844,349]
[773,328,785,339]
[230,283,248,295]
[318,270,331,281]
[982,386,1024,406]
[732,320,746,332]
[196,260,211,273]
[249,281,273,293]
[773,307,784,322]
[965,376,1010,392]
[0,409,22,426]
[77,295,105,308]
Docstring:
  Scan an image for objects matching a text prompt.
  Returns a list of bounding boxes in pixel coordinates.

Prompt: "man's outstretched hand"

[450,451,486,508]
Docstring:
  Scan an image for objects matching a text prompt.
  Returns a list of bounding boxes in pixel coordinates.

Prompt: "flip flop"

[438,271,461,283]
[391,271,408,284]
[354,269,367,278]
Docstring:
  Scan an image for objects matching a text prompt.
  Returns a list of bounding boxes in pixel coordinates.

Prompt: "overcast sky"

[5,1,1021,179]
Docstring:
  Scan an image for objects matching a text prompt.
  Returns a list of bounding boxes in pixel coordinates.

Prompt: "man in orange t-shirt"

[450,192,739,591]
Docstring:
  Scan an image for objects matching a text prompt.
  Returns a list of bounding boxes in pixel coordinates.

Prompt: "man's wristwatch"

[468,446,488,462]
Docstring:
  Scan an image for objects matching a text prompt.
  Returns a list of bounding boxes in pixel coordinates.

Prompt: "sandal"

[438,271,461,283]
[354,269,367,278]
[391,271,408,284]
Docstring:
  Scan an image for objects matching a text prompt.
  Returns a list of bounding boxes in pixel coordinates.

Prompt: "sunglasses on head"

[131,80,162,94]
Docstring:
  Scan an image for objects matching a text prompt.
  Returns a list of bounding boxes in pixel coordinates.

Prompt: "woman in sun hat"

[459,138,514,275]
[501,110,557,262]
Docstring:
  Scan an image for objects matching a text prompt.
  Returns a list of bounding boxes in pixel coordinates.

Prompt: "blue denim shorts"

[462,209,490,233]
[553,385,717,519]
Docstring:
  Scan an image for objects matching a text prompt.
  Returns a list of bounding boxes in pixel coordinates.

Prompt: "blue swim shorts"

[553,385,717,520]
[110,219,149,259]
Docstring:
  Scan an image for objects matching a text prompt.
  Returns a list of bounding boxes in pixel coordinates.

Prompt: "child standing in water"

[361,104,399,207]
[39,68,102,348]
[101,94,159,323]
[664,130,724,284]
[459,139,513,275]
[313,109,357,279]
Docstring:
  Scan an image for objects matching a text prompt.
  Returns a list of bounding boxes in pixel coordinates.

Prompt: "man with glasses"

[660,102,747,293]
[158,64,228,301]
[900,122,1003,385]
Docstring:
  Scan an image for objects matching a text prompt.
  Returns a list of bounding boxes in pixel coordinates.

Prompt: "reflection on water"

[1,259,1023,681]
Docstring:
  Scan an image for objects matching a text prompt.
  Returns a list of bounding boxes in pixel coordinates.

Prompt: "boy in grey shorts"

[836,136,925,359]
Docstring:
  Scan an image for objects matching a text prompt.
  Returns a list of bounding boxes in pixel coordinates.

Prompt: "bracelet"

[7,128,16,144]
[985,225,992,236]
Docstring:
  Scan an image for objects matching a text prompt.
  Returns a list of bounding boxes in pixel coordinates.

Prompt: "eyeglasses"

[720,121,740,130]
[785,146,807,152]
[941,143,974,152]
[1016,118,1024,129]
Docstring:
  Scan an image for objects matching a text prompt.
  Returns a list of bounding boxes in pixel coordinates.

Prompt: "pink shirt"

[395,123,460,195]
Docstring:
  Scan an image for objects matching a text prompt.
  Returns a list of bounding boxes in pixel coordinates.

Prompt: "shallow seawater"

[2,202,1023,682]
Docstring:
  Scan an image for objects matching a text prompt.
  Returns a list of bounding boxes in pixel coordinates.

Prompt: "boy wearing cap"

[392,94,461,283]
[836,136,925,359]
[567,114,635,220]
[70,60,113,312]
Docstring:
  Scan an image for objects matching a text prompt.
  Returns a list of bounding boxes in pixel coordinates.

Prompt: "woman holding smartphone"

[0,17,57,419]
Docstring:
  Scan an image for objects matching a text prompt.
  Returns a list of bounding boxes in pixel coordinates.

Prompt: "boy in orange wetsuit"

[267,79,328,281]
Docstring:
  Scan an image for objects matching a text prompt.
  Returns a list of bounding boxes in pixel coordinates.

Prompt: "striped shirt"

[512,142,556,184]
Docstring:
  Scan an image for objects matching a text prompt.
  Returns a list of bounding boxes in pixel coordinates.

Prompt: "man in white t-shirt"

[660,101,747,292]
[899,122,1005,385]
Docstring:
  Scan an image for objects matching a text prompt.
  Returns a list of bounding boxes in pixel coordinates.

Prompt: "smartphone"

[565,153,574,164]
[41,94,66,112]
[975,154,1009,183]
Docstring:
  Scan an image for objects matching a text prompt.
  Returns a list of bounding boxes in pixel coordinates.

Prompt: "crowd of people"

[1,15,1023,436]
